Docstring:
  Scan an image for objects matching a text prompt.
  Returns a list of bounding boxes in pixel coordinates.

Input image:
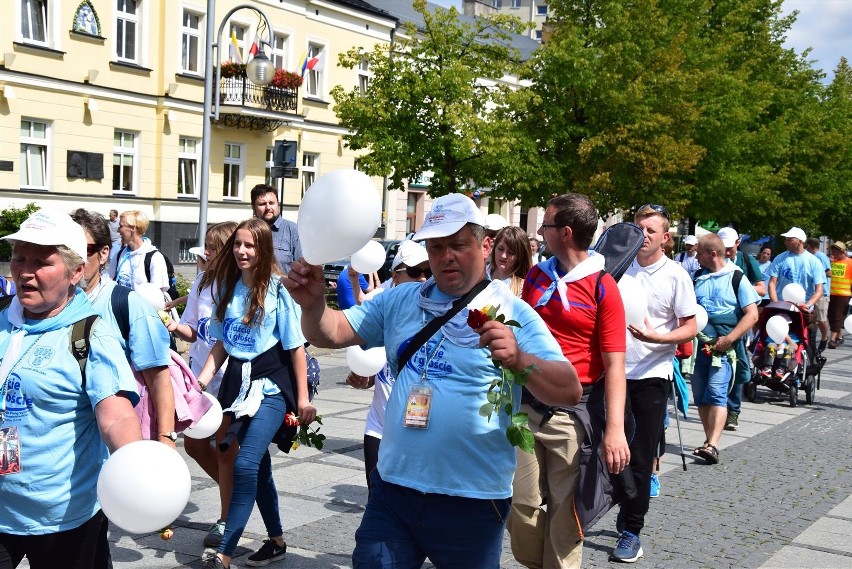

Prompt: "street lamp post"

[198,3,276,247]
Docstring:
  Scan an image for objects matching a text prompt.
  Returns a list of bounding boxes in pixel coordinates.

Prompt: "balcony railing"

[219,75,298,113]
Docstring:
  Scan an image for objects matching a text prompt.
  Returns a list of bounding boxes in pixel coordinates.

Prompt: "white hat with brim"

[188,246,207,261]
[781,227,807,242]
[484,213,509,231]
[2,209,87,261]
[684,235,698,246]
[413,194,485,241]
[717,227,739,248]
[392,240,429,271]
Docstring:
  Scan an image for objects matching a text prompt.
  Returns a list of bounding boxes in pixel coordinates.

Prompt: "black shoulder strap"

[113,245,127,279]
[110,284,132,340]
[70,315,99,390]
[144,250,155,283]
[731,270,743,314]
[397,279,490,371]
[0,295,12,311]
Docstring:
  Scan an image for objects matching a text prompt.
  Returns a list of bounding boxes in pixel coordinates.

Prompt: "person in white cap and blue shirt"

[675,235,701,278]
[767,226,825,310]
[285,193,581,569]
[0,209,141,567]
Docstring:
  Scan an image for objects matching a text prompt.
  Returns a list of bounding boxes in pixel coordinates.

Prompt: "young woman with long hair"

[489,226,533,297]
[196,218,315,569]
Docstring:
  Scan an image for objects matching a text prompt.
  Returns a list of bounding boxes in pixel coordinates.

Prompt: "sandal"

[696,444,719,464]
[693,441,709,456]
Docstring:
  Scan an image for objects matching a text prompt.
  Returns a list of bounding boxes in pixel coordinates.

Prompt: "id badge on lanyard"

[402,336,445,429]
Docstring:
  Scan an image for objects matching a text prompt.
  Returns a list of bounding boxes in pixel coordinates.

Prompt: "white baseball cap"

[717,227,739,248]
[484,213,509,231]
[391,240,429,270]
[188,246,207,261]
[413,194,485,240]
[684,235,698,246]
[781,227,807,242]
[3,209,87,261]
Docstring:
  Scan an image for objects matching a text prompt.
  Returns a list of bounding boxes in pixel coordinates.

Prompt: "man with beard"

[250,184,302,274]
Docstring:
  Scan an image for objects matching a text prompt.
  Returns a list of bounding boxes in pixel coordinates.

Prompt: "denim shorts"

[691,351,731,407]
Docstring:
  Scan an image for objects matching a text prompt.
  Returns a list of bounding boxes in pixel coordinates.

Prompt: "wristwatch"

[159,432,178,442]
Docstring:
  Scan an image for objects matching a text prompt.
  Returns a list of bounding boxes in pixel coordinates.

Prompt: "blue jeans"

[219,394,286,556]
[727,383,742,414]
[353,471,510,569]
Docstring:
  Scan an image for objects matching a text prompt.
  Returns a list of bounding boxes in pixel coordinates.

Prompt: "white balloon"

[98,441,191,533]
[844,314,852,336]
[134,283,166,311]
[182,392,223,439]
[298,169,382,265]
[694,305,709,333]
[765,315,791,344]
[351,241,386,274]
[346,345,387,377]
[781,283,806,305]
[617,274,648,329]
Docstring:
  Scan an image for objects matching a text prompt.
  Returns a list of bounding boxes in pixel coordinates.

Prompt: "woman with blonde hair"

[489,226,533,297]
[196,217,315,569]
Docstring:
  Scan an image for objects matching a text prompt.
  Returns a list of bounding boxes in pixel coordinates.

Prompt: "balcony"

[215,68,300,131]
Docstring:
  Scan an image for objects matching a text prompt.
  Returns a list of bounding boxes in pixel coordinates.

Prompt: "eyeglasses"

[86,243,101,257]
[395,265,432,279]
[539,223,564,230]
[638,203,670,221]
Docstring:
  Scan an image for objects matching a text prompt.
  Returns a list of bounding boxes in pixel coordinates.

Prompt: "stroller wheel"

[745,381,757,403]
[789,384,798,407]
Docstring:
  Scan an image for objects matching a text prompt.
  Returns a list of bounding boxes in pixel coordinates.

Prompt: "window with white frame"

[537,3,548,15]
[177,137,200,197]
[180,10,202,74]
[271,32,289,70]
[21,0,48,44]
[492,0,503,8]
[305,43,325,98]
[223,143,243,199]
[511,0,522,7]
[113,130,137,193]
[228,23,248,62]
[116,0,139,62]
[264,146,284,197]
[357,57,371,97]
[20,119,48,190]
[301,152,318,197]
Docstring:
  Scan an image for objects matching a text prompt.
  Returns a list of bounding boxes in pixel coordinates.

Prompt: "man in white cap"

[767,226,825,310]
[285,193,581,569]
[0,209,141,566]
[675,235,700,278]
[714,227,765,432]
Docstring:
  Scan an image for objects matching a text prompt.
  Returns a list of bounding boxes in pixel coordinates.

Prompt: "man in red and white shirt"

[508,193,630,569]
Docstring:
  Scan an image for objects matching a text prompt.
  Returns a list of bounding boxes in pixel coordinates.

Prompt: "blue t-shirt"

[814,250,831,293]
[767,250,827,301]
[209,277,305,359]
[343,282,566,499]
[694,268,759,335]
[0,291,138,534]
[336,266,368,310]
[87,278,171,371]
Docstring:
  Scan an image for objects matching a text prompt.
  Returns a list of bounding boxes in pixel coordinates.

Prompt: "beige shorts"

[816,296,829,322]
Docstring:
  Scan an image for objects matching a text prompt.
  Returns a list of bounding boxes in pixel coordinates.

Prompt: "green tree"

[332,0,526,195]
[0,203,39,258]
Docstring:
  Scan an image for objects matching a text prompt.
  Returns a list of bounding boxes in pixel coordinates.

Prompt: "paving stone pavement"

[20,342,852,568]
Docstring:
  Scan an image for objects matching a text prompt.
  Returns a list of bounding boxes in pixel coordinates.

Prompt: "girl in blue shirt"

[197,218,314,569]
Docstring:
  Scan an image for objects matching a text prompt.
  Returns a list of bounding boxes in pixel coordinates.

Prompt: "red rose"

[467,308,489,329]
[284,413,300,427]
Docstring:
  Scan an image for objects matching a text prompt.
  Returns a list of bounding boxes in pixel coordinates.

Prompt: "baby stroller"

[745,301,824,407]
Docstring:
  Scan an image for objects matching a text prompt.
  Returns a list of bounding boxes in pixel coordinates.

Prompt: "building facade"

[462,0,550,41]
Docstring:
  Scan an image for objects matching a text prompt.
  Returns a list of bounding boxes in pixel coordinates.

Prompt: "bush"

[0,203,40,259]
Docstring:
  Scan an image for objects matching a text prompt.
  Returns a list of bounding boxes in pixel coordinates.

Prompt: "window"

[492,0,502,7]
[535,29,543,40]
[177,137,199,197]
[305,43,325,98]
[537,3,548,15]
[21,0,47,44]
[180,10,202,73]
[301,152,318,197]
[264,146,284,199]
[229,23,247,62]
[511,0,521,7]
[116,0,139,62]
[271,32,289,70]
[113,130,137,193]
[406,192,420,234]
[223,143,243,199]
[357,57,371,97]
[20,119,48,190]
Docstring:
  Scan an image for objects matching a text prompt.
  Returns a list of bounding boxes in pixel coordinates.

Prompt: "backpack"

[591,222,645,283]
[0,276,14,297]
[109,285,211,438]
[306,347,320,401]
[0,295,98,388]
[115,246,180,300]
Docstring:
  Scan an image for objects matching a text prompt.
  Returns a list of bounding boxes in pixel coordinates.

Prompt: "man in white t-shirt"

[612,204,697,564]
[675,235,700,278]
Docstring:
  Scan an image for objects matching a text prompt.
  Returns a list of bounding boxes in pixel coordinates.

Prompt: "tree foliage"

[0,203,39,258]
[331,0,526,195]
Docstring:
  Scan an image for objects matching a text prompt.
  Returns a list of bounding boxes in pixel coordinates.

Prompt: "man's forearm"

[301,303,362,349]
[522,356,582,408]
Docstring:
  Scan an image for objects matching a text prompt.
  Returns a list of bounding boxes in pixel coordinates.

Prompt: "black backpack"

[115,247,180,300]
[591,222,645,283]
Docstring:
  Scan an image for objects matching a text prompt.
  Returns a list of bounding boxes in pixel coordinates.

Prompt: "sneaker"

[246,539,287,567]
[612,530,644,563]
[724,412,739,431]
[201,553,228,569]
[203,519,225,548]
[649,473,660,498]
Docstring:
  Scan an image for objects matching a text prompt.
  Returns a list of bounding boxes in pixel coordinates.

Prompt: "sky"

[430,0,850,81]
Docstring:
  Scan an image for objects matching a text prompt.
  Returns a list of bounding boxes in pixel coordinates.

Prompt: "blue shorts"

[691,351,731,407]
